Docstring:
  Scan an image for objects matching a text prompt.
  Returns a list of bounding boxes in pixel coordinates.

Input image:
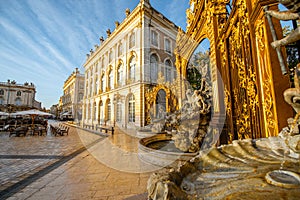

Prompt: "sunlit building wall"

[61,68,85,121]
[0,80,41,112]
[82,0,178,128]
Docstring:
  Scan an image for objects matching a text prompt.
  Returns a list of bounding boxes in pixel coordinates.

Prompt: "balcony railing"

[0,82,35,88]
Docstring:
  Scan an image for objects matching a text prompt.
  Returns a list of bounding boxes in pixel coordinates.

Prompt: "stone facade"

[0,80,41,112]
[60,68,84,121]
[82,0,178,129]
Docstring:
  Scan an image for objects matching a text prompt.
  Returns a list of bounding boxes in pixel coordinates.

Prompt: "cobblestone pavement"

[0,121,159,200]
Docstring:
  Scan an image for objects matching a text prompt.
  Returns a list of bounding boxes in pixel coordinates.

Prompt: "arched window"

[129,56,136,81]
[108,69,113,89]
[150,54,158,82]
[15,98,22,106]
[156,90,166,118]
[0,97,4,105]
[164,59,172,82]
[17,91,21,96]
[128,94,135,122]
[106,99,111,121]
[116,99,122,122]
[117,63,123,86]
[0,89,4,95]
[129,32,135,49]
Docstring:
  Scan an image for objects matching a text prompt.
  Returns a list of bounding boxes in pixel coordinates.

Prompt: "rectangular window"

[128,100,135,122]
[116,103,122,122]
[117,67,123,86]
[165,39,171,53]
[78,93,83,101]
[109,51,113,63]
[79,82,84,89]
[118,43,123,56]
[94,103,97,120]
[129,33,135,49]
[107,104,111,121]
[101,75,105,92]
[151,30,158,46]
[94,78,98,95]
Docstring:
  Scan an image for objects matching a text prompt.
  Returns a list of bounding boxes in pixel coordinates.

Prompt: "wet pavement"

[0,121,160,200]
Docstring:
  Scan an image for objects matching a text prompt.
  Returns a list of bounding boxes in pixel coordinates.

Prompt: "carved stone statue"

[284,63,300,113]
[150,64,212,153]
[281,63,300,153]
[265,0,300,48]
[147,68,300,199]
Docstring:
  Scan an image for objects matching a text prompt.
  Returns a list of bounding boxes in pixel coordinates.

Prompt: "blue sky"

[0,0,190,109]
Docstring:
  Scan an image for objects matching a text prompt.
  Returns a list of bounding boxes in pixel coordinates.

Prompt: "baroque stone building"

[60,68,84,121]
[82,0,178,128]
[0,80,41,112]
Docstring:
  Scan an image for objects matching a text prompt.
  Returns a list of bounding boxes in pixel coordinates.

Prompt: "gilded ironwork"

[224,87,231,115]
[173,0,290,143]
[144,83,178,125]
[255,18,278,136]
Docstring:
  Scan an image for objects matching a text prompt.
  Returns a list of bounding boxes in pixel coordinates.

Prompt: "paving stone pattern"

[0,121,155,200]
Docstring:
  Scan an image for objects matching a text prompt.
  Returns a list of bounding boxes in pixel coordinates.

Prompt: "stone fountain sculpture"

[147,1,300,199]
[147,68,300,199]
[150,61,212,153]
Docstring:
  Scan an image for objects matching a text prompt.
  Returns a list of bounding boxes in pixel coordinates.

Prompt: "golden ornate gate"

[175,0,293,144]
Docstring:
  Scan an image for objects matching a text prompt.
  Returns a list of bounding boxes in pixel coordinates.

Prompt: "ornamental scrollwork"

[255,20,265,51]
[254,17,277,136]
[224,87,231,115]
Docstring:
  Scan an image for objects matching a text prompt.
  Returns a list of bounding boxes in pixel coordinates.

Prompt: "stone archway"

[145,84,178,125]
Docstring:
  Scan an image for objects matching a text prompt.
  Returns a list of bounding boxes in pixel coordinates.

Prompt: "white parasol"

[0,111,9,116]
[11,109,52,127]
[12,109,52,116]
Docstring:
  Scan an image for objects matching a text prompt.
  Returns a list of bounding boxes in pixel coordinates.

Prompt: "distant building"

[50,104,59,118]
[0,80,41,112]
[82,0,178,129]
[60,68,85,121]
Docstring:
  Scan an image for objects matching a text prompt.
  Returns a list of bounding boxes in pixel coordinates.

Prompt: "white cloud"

[0,0,188,108]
